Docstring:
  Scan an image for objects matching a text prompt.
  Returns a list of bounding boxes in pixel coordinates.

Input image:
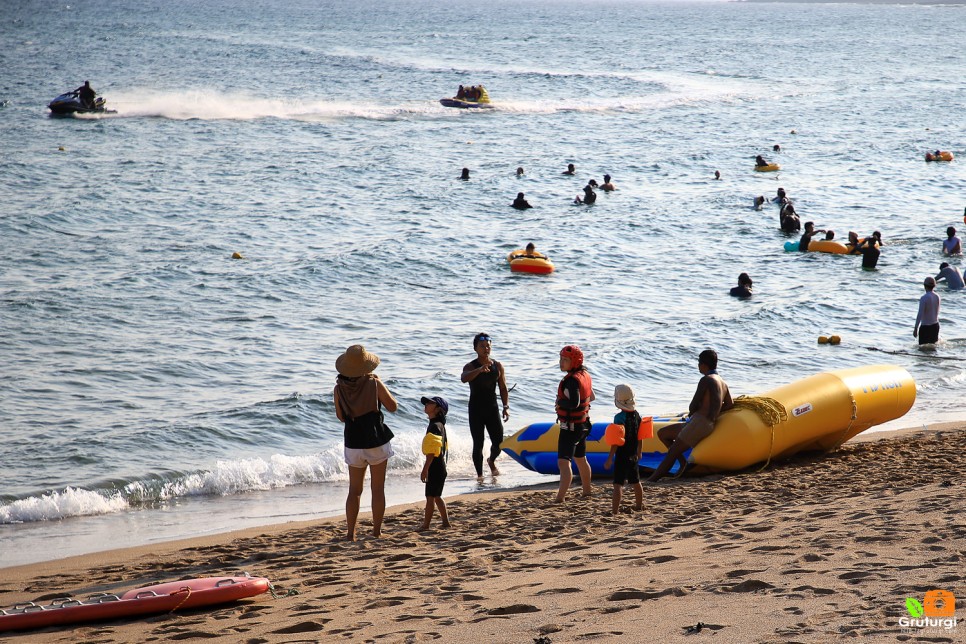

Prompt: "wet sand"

[1,426,963,643]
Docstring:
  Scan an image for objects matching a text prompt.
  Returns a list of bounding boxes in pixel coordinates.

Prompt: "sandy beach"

[2,426,963,643]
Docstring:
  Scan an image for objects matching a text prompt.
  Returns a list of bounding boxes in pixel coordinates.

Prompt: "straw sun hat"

[335,344,380,378]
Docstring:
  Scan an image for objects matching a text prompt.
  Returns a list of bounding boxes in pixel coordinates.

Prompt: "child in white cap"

[604,384,644,515]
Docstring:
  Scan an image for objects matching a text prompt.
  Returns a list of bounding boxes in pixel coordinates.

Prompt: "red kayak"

[0,575,270,632]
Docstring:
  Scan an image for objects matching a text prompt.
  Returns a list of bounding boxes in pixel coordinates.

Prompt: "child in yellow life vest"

[419,396,450,531]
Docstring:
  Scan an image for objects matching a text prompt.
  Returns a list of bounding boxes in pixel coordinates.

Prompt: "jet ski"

[47,90,115,115]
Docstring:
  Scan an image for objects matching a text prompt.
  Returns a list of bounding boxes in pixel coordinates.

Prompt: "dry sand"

[1,427,964,643]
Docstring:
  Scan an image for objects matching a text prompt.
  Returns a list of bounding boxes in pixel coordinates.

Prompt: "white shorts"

[344,443,394,468]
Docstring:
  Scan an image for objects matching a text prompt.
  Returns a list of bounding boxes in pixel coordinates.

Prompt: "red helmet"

[560,345,584,369]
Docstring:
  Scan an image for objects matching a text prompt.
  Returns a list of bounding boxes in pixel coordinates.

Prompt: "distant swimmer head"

[924,276,937,290]
[825,230,835,240]
[848,231,859,244]
[526,242,536,253]
[777,188,786,198]
[603,174,611,183]
[517,192,525,199]
[564,163,575,174]
[804,221,815,231]
[773,144,781,152]
[940,262,950,270]
[460,167,470,180]
[559,344,584,370]
[516,167,524,176]
[473,332,492,350]
[714,170,721,180]
[587,179,598,188]
[738,272,752,286]
[948,226,957,238]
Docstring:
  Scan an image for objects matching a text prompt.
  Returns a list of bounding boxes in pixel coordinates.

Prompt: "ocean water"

[2,0,965,569]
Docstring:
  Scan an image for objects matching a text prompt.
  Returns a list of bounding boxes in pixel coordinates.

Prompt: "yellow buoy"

[829,335,841,345]
[231,252,244,259]
[58,146,66,151]
[818,336,829,344]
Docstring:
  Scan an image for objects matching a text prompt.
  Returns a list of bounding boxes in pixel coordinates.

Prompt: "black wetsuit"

[582,187,597,204]
[467,359,504,477]
[859,244,880,269]
[729,285,753,298]
[612,410,642,485]
[424,417,447,497]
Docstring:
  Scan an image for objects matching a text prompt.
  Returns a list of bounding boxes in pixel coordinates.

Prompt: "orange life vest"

[556,369,593,422]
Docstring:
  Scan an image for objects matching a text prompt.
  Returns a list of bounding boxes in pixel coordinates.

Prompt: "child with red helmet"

[554,345,595,502]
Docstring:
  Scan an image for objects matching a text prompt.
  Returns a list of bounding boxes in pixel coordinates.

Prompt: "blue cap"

[420,396,449,415]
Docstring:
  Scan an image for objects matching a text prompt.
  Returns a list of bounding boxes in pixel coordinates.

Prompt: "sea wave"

[0,431,477,524]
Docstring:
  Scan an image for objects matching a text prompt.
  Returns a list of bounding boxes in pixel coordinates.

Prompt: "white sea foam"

[104,89,437,121]
[0,431,480,524]
[0,487,128,523]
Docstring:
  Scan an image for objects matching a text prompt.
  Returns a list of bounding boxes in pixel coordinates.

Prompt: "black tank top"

[468,359,501,407]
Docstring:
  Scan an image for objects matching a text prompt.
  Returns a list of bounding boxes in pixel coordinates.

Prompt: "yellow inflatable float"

[754,163,781,172]
[925,151,954,162]
[507,250,554,274]
[807,238,877,254]
[500,364,915,476]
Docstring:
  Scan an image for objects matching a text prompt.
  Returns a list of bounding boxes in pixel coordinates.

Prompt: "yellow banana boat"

[500,364,915,476]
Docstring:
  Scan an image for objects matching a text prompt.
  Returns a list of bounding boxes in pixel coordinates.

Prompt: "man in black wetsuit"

[461,333,510,480]
[76,81,96,109]
[851,231,882,269]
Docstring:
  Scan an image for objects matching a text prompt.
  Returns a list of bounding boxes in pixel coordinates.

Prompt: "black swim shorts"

[918,323,940,345]
[612,455,641,486]
[557,420,591,460]
[425,463,447,498]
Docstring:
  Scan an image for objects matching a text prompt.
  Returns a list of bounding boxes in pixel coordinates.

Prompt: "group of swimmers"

[916,224,966,345]
[459,163,617,209]
[754,185,883,267]
[509,163,616,209]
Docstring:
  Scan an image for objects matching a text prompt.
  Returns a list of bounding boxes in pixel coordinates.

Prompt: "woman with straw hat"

[334,344,398,541]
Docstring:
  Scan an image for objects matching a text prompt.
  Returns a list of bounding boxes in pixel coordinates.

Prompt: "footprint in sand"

[725,579,775,593]
[724,568,768,578]
[535,587,581,595]
[271,620,329,634]
[485,604,541,615]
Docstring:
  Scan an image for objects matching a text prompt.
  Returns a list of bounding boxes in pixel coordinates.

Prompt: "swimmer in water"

[511,192,532,210]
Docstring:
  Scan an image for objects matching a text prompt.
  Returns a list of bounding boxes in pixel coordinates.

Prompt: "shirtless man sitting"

[646,349,733,483]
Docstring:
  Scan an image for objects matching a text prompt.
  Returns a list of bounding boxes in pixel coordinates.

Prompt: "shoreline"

[0,420,958,578]
[2,423,964,641]
[0,420,953,577]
